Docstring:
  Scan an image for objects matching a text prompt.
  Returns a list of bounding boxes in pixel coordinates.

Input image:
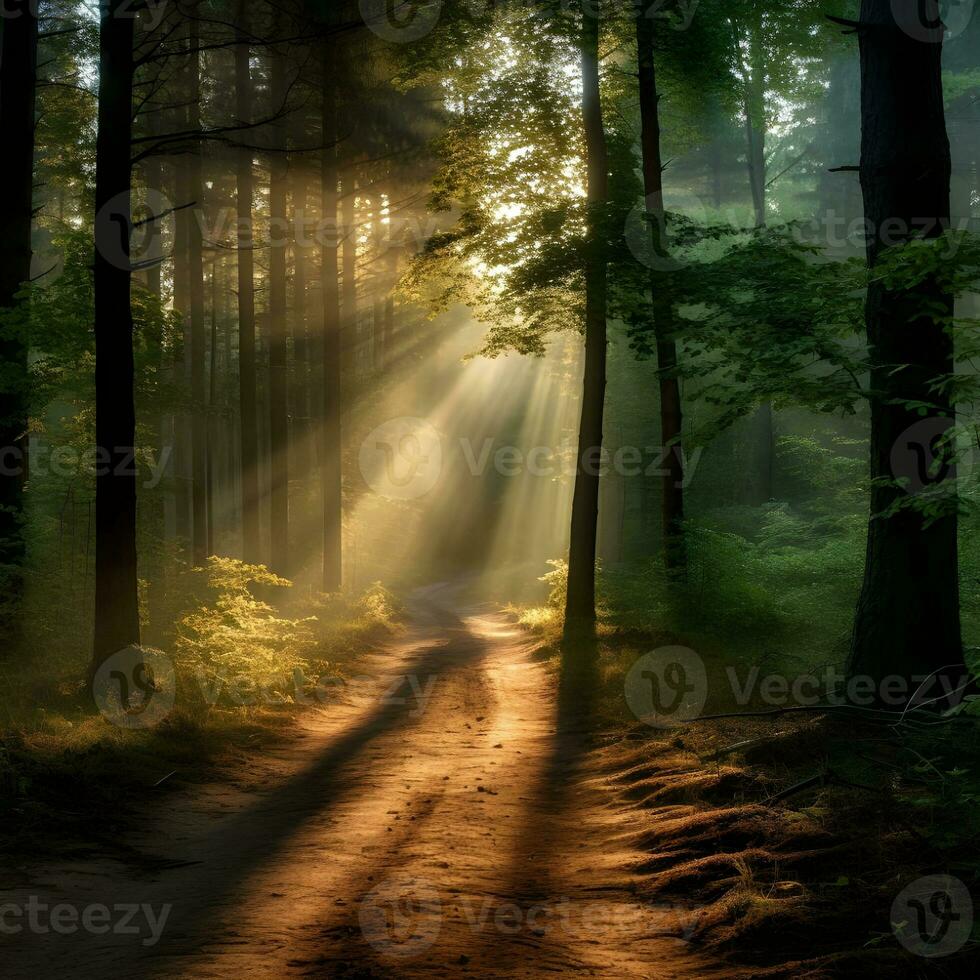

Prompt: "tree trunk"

[732,15,767,228]
[187,17,208,565]
[291,150,313,482]
[0,0,38,596]
[207,256,219,557]
[268,45,290,576]
[92,0,140,668]
[320,48,343,592]
[172,158,193,549]
[562,4,609,642]
[848,0,965,697]
[342,173,357,378]
[234,3,261,565]
[635,10,687,575]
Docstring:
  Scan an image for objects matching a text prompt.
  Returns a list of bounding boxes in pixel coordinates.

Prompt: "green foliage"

[173,558,317,697]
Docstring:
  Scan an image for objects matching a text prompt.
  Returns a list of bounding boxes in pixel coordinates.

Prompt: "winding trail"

[2,584,721,978]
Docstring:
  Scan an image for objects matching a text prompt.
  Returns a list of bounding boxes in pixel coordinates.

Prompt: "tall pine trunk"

[635,10,686,575]
[342,173,357,378]
[268,46,290,576]
[320,50,343,592]
[563,4,608,642]
[235,2,261,564]
[0,1,38,597]
[848,0,966,696]
[187,16,208,565]
[92,0,140,668]
[292,153,313,482]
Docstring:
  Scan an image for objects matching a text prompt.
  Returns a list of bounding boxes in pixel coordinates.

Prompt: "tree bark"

[320,48,343,592]
[187,16,208,565]
[0,0,38,592]
[563,4,609,642]
[342,172,357,378]
[234,2,261,565]
[635,9,687,575]
[172,158,193,549]
[92,0,140,668]
[268,44,290,576]
[291,146,313,481]
[848,0,965,696]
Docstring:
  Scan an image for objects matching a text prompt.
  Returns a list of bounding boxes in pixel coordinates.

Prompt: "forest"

[1,0,979,976]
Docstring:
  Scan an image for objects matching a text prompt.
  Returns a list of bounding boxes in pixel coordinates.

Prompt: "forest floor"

[2,582,977,978]
[0,583,731,979]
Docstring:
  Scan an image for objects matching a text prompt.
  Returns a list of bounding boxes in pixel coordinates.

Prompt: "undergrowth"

[0,559,401,859]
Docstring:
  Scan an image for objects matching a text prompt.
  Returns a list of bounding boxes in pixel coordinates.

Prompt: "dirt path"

[1,585,722,979]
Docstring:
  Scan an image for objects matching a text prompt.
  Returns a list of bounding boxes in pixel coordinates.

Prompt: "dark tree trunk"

[235,3,261,565]
[268,46,290,576]
[92,0,140,668]
[342,173,357,378]
[562,4,608,641]
[0,0,38,595]
[172,159,193,549]
[207,256,219,557]
[848,0,966,695]
[291,147,313,482]
[320,49,343,592]
[635,10,687,575]
[187,17,208,565]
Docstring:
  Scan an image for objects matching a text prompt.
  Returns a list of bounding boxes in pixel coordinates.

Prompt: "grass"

[512,547,980,977]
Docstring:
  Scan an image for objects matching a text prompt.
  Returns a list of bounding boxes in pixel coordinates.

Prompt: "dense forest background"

[1,0,978,684]
[2,1,980,970]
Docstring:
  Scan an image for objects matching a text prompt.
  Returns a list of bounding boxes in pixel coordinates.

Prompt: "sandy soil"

[0,584,725,979]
